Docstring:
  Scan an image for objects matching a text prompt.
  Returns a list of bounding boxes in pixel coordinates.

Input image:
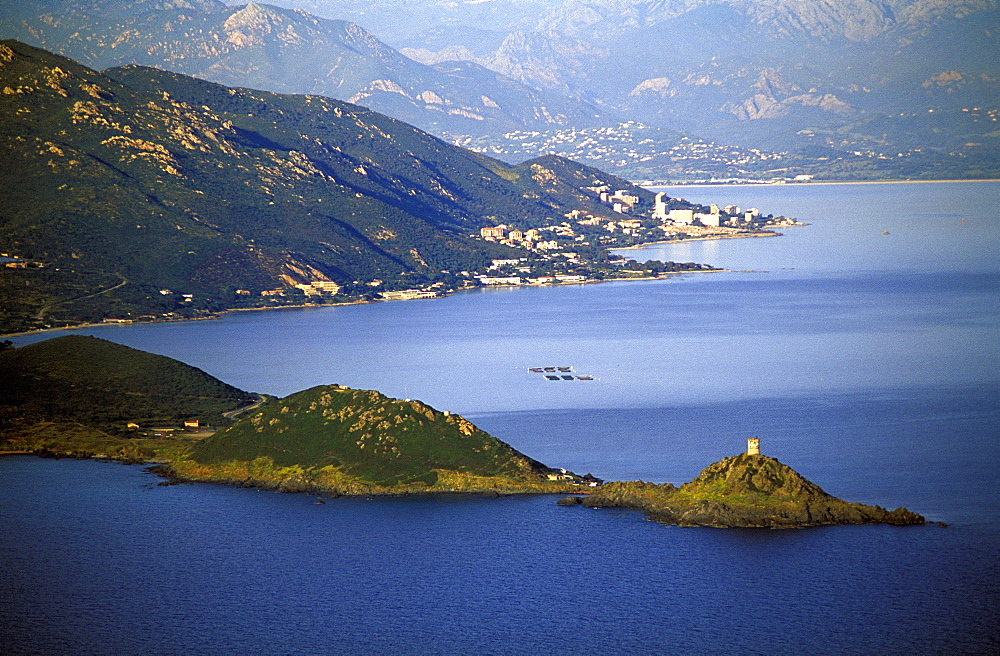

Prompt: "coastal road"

[223,394,268,421]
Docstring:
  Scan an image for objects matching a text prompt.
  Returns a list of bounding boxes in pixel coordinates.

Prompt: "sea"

[2,181,998,655]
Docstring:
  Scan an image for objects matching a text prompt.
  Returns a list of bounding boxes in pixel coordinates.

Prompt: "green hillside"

[0,337,579,494]
[508,154,656,219]
[0,335,925,512]
[170,384,579,494]
[0,41,646,333]
[577,453,924,528]
[0,335,255,433]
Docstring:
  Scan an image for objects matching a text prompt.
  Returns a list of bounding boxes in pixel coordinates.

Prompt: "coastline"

[0,298,373,340]
[0,451,587,497]
[2,253,735,340]
[649,178,1000,189]
[0,269,729,340]
[151,462,589,498]
[611,231,781,251]
[458,268,727,293]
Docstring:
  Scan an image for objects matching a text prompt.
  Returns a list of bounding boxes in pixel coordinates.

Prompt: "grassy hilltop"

[167,384,581,495]
[0,336,581,494]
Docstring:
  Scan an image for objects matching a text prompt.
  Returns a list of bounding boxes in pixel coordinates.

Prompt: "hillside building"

[611,190,639,205]
[610,190,639,214]
[696,212,721,227]
[476,276,522,286]
[379,289,439,300]
[652,192,669,220]
[480,226,505,240]
[668,209,695,224]
[295,280,341,296]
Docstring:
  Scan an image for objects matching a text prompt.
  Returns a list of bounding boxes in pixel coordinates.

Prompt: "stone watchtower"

[747,438,760,456]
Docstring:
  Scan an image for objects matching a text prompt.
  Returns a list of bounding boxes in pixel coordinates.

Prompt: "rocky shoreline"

[147,462,584,498]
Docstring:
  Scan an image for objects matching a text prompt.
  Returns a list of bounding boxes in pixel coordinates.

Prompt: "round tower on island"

[747,437,760,456]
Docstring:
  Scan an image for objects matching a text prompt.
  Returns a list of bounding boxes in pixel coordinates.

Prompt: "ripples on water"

[1,457,997,655]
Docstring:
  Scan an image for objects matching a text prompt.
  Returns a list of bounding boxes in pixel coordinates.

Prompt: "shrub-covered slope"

[0,40,634,331]
[509,154,656,219]
[0,336,255,434]
[171,384,573,494]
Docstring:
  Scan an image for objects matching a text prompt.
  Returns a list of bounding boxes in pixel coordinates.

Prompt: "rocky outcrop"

[578,454,925,528]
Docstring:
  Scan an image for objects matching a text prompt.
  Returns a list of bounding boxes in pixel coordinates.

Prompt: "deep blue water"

[4,182,999,654]
[2,457,997,656]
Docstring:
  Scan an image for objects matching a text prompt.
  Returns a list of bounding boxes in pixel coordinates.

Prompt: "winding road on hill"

[223,395,268,421]
[34,275,128,322]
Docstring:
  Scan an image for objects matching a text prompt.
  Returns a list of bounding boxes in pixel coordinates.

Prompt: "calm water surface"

[4,182,999,654]
[1,456,997,656]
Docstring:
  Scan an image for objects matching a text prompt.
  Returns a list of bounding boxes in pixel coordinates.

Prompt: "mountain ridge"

[4,0,997,179]
[0,0,609,136]
[289,0,1000,172]
[0,40,655,333]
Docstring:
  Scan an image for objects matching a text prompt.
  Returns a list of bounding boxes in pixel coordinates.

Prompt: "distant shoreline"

[612,231,781,250]
[1,228,786,340]
[646,178,1000,189]
[1,268,725,340]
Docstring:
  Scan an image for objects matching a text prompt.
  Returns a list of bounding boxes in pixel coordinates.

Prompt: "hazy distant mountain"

[2,0,997,178]
[269,0,1000,162]
[0,0,609,136]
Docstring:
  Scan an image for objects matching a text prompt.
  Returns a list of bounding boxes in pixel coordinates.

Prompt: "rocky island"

[560,439,924,528]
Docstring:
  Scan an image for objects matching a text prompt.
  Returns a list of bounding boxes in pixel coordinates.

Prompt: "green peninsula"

[1,337,924,525]
[568,449,925,528]
[0,336,583,494]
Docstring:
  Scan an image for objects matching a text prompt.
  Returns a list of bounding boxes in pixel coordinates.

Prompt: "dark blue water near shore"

[4,182,999,653]
[1,456,997,656]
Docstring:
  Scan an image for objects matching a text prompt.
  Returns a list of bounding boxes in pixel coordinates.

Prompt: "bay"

[4,181,999,654]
